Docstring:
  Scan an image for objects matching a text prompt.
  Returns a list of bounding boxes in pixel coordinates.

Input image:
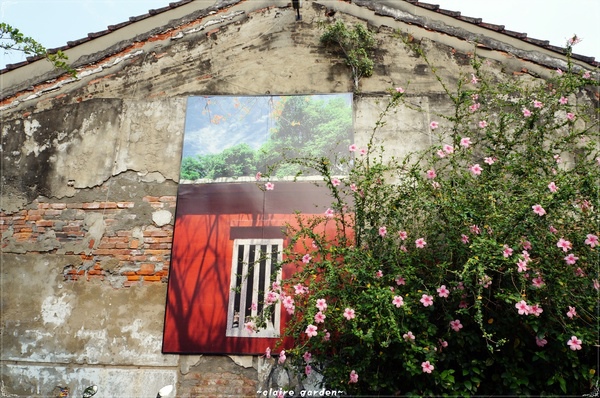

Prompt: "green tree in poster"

[258,96,352,177]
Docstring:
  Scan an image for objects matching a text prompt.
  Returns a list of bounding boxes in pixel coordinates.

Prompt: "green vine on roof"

[319,20,376,92]
[1,22,75,75]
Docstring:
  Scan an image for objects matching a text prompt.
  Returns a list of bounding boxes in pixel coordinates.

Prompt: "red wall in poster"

[163,182,335,354]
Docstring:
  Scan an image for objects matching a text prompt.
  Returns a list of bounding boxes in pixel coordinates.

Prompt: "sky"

[1,0,598,68]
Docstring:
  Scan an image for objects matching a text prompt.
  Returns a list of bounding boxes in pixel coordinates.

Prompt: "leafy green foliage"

[256,41,599,395]
[1,22,74,75]
[320,21,375,91]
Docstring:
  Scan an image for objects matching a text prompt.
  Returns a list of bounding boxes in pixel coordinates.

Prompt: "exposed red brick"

[142,275,161,282]
[137,263,156,275]
[127,275,141,281]
[98,202,118,209]
[116,202,135,209]
[130,239,140,249]
[159,196,176,202]
[50,203,67,210]
[143,196,160,202]
[35,220,54,227]
[82,203,101,210]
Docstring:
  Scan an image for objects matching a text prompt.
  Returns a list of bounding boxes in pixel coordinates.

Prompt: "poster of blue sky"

[180,94,353,182]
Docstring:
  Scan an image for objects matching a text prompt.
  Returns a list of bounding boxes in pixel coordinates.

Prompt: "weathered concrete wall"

[1,1,595,397]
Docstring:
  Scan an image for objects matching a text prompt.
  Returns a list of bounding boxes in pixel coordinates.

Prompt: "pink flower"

[255,172,262,181]
[484,157,496,165]
[331,178,341,187]
[278,350,286,364]
[502,245,514,258]
[533,100,543,108]
[395,276,406,285]
[350,183,357,192]
[323,329,330,341]
[548,182,558,193]
[379,226,387,237]
[532,277,545,288]
[265,347,271,358]
[516,300,530,315]
[478,120,488,128]
[392,295,404,307]
[349,370,358,384]
[522,240,532,250]
[305,365,312,376]
[450,319,463,332]
[529,304,543,316]
[395,87,405,93]
[517,259,528,273]
[359,148,367,155]
[460,137,472,148]
[557,238,572,252]
[594,279,600,291]
[421,361,434,373]
[567,306,577,319]
[398,231,408,241]
[349,143,357,152]
[343,308,355,320]
[426,169,437,179]
[265,291,279,305]
[316,299,327,312]
[469,164,483,176]
[461,234,469,244]
[305,324,318,338]
[324,208,334,218]
[536,336,548,347]
[302,254,312,264]
[314,311,326,323]
[430,121,439,130]
[303,351,312,363]
[469,103,481,112]
[244,321,255,333]
[557,68,564,76]
[554,154,562,163]
[265,182,275,190]
[420,294,434,307]
[437,149,446,158]
[282,295,295,309]
[437,285,450,298]
[470,225,481,235]
[583,71,591,79]
[440,340,448,348]
[443,144,454,154]
[567,336,582,351]
[549,225,558,234]
[568,35,582,45]
[566,112,575,121]
[564,253,579,265]
[470,73,479,84]
[251,302,258,311]
[403,331,415,341]
[559,96,568,105]
[415,238,427,248]
[585,234,598,248]
[375,270,383,278]
[523,108,532,117]
[294,284,308,295]
[532,204,546,216]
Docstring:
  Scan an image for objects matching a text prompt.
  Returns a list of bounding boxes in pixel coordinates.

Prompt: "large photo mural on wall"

[163,94,353,354]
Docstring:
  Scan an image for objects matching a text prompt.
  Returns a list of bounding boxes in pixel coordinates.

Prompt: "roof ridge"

[1,0,597,73]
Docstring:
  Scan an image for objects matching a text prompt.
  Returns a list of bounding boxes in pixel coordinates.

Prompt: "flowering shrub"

[257,40,599,395]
